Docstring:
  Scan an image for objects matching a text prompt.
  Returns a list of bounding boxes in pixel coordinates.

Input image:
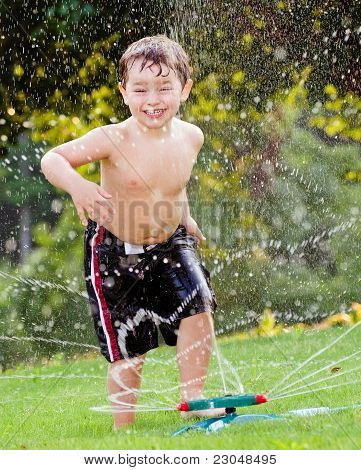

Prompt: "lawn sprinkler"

[172,393,280,436]
[172,393,361,437]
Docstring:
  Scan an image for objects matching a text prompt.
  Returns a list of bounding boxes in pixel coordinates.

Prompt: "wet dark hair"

[118,35,192,89]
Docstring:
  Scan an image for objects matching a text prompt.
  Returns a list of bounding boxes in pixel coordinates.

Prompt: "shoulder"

[180,120,204,151]
[84,124,113,141]
[90,121,129,146]
[95,121,128,137]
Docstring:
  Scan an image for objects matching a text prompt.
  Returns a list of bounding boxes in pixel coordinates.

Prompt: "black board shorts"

[83,219,217,362]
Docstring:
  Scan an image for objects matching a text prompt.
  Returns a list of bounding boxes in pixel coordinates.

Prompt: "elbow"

[40,153,50,175]
[41,152,58,177]
[40,154,47,171]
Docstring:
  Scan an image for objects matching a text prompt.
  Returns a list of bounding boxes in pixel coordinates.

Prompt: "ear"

[118,82,129,105]
[180,79,193,103]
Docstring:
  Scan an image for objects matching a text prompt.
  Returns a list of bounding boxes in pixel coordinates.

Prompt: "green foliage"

[0,135,49,207]
[309,85,361,141]
[30,37,121,145]
[189,74,361,329]
[0,200,94,369]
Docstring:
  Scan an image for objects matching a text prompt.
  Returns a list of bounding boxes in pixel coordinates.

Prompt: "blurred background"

[0,0,360,370]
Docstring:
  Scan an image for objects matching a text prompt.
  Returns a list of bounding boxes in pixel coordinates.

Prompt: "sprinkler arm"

[177,393,268,412]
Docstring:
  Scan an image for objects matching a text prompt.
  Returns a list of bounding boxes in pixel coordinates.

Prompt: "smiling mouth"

[144,109,166,116]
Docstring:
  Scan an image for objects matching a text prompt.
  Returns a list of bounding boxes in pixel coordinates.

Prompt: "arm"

[180,188,206,242]
[41,126,114,226]
[40,151,88,195]
[40,127,110,193]
[180,188,191,225]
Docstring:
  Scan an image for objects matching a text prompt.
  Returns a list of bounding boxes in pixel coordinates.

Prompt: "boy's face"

[118,57,193,130]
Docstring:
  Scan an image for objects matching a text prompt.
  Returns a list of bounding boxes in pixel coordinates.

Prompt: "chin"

[139,114,173,127]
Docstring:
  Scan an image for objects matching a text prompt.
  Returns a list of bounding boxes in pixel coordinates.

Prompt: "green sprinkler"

[172,393,361,436]
[177,393,268,412]
[172,393,277,436]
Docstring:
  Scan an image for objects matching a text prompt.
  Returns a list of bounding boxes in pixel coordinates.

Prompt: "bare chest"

[102,137,195,195]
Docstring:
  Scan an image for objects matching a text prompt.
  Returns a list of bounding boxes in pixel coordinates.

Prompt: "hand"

[182,216,206,244]
[70,180,114,227]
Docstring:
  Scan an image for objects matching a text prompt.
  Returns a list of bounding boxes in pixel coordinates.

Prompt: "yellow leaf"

[324,84,338,98]
[36,66,45,78]
[214,109,227,122]
[13,64,24,77]
[257,308,276,336]
[325,98,343,111]
[211,161,221,171]
[325,117,346,136]
[242,34,253,50]
[347,128,361,141]
[211,137,223,151]
[231,70,245,86]
[351,302,361,314]
[326,313,352,326]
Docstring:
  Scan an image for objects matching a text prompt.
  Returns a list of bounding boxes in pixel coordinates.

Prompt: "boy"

[41,35,224,430]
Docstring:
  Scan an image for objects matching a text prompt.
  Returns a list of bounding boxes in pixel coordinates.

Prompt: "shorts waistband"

[123,241,157,255]
[86,218,187,254]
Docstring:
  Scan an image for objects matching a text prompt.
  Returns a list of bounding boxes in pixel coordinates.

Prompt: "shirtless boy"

[41,35,224,430]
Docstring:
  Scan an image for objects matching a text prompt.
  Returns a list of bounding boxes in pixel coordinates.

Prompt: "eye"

[161,88,172,91]
[135,90,145,93]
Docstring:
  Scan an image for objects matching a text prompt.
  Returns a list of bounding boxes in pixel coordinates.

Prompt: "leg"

[176,312,213,400]
[107,353,146,430]
[176,312,225,419]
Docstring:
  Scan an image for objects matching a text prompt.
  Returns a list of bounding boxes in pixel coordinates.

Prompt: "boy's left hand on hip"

[183,216,206,244]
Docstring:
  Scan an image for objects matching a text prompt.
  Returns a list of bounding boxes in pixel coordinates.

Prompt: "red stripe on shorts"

[92,225,120,362]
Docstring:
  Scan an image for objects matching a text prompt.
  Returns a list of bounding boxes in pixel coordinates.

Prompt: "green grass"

[1,325,361,450]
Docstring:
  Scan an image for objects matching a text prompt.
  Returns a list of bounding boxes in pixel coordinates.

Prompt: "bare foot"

[180,408,226,420]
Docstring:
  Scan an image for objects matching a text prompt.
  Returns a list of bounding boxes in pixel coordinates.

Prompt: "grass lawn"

[1,325,360,450]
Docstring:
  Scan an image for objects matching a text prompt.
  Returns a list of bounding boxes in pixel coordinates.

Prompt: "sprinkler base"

[171,410,281,437]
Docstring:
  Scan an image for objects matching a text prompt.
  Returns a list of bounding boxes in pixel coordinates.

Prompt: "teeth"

[145,110,164,115]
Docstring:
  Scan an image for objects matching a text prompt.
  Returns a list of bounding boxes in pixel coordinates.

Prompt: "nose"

[146,90,161,106]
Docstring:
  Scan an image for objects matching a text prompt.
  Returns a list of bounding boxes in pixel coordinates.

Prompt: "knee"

[109,354,146,375]
[190,311,214,333]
